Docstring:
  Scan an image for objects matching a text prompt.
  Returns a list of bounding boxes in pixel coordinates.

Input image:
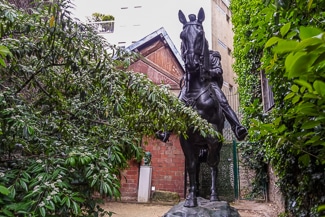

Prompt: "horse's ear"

[197,7,205,23]
[178,10,187,25]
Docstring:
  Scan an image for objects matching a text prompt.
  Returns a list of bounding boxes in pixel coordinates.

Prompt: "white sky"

[71,0,211,49]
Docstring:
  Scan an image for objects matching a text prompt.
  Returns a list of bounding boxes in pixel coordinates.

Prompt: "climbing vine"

[231,0,325,216]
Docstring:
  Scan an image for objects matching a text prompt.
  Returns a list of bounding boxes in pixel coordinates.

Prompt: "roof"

[126,27,185,71]
[125,27,185,90]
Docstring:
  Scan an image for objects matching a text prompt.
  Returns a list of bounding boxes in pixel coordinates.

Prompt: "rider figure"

[209,50,248,141]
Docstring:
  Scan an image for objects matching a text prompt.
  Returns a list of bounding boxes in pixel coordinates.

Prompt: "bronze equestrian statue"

[157,8,247,207]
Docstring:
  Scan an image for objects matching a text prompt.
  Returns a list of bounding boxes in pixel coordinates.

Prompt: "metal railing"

[87,21,115,33]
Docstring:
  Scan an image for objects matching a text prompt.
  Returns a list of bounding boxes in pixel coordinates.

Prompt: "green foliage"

[0,0,217,216]
[231,0,270,200]
[88,12,115,22]
[232,0,325,216]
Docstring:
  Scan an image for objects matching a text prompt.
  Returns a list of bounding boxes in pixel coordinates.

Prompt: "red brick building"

[119,28,186,201]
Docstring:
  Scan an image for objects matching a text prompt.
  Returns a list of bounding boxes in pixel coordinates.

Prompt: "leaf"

[292,95,300,104]
[72,201,80,214]
[4,9,16,22]
[307,0,313,11]
[298,154,310,167]
[0,45,12,57]
[313,52,325,66]
[2,208,14,217]
[318,204,325,213]
[49,16,55,27]
[291,85,299,93]
[296,102,316,114]
[295,37,323,51]
[305,135,321,144]
[264,37,282,48]
[65,197,71,208]
[301,120,321,129]
[278,124,287,133]
[8,186,16,198]
[280,23,291,37]
[72,196,85,202]
[19,180,28,192]
[39,207,46,217]
[303,93,320,100]
[288,53,318,78]
[294,79,313,92]
[313,80,325,97]
[284,92,295,100]
[299,26,323,40]
[273,40,298,54]
[27,126,34,135]
[0,185,9,195]
[0,58,6,67]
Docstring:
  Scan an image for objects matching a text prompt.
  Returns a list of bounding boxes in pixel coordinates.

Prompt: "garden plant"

[0,0,217,216]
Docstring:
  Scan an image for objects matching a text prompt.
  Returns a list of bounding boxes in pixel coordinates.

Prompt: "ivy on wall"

[231,0,325,216]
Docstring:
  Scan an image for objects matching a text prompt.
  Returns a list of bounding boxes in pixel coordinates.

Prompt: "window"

[226,14,230,22]
[216,5,226,16]
[217,39,227,50]
[118,42,126,48]
[260,71,275,112]
[222,0,230,7]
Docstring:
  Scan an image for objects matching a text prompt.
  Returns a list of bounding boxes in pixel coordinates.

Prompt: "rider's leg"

[210,84,248,141]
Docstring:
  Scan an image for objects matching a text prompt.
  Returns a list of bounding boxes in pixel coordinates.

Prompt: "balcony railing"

[87,21,114,33]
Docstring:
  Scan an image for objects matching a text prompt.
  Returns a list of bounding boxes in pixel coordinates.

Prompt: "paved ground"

[103,200,280,217]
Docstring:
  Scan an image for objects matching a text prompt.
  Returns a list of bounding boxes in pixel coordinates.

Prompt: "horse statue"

[157,8,247,207]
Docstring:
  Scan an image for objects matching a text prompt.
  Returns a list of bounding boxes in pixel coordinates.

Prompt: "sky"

[71,0,211,49]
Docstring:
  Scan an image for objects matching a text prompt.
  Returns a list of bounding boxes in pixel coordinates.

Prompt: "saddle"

[180,84,218,108]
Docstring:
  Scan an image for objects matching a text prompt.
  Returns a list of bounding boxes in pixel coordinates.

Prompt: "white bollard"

[137,166,152,202]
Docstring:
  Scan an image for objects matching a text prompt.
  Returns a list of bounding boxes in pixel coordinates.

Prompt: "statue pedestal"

[137,166,152,203]
[163,197,240,217]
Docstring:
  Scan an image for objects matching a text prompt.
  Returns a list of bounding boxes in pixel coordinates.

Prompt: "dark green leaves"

[1,1,218,216]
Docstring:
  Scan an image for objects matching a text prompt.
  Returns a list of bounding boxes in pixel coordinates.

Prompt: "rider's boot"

[222,105,248,141]
[155,131,171,143]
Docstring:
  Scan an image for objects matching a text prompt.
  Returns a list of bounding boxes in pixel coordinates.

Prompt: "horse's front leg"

[180,136,199,207]
[184,160,198,207]
[207,142,222,202]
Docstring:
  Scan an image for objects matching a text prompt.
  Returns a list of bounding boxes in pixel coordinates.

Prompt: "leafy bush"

[0,0,217,216]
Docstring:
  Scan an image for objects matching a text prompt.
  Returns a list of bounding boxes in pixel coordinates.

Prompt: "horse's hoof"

[210,194,219,201]
[183,198,198,207]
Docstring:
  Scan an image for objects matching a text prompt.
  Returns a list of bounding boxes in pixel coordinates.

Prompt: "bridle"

[180,22,209,91]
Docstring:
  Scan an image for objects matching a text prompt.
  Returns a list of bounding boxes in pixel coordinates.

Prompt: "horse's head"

[179,8,209,80]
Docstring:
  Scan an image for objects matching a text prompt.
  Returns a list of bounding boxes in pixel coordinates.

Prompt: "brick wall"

[119,135,185,201]
[119,160,140,201]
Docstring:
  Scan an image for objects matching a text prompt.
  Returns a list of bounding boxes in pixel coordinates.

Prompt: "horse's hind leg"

[210,166,219,201]
[196,161,201,197]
